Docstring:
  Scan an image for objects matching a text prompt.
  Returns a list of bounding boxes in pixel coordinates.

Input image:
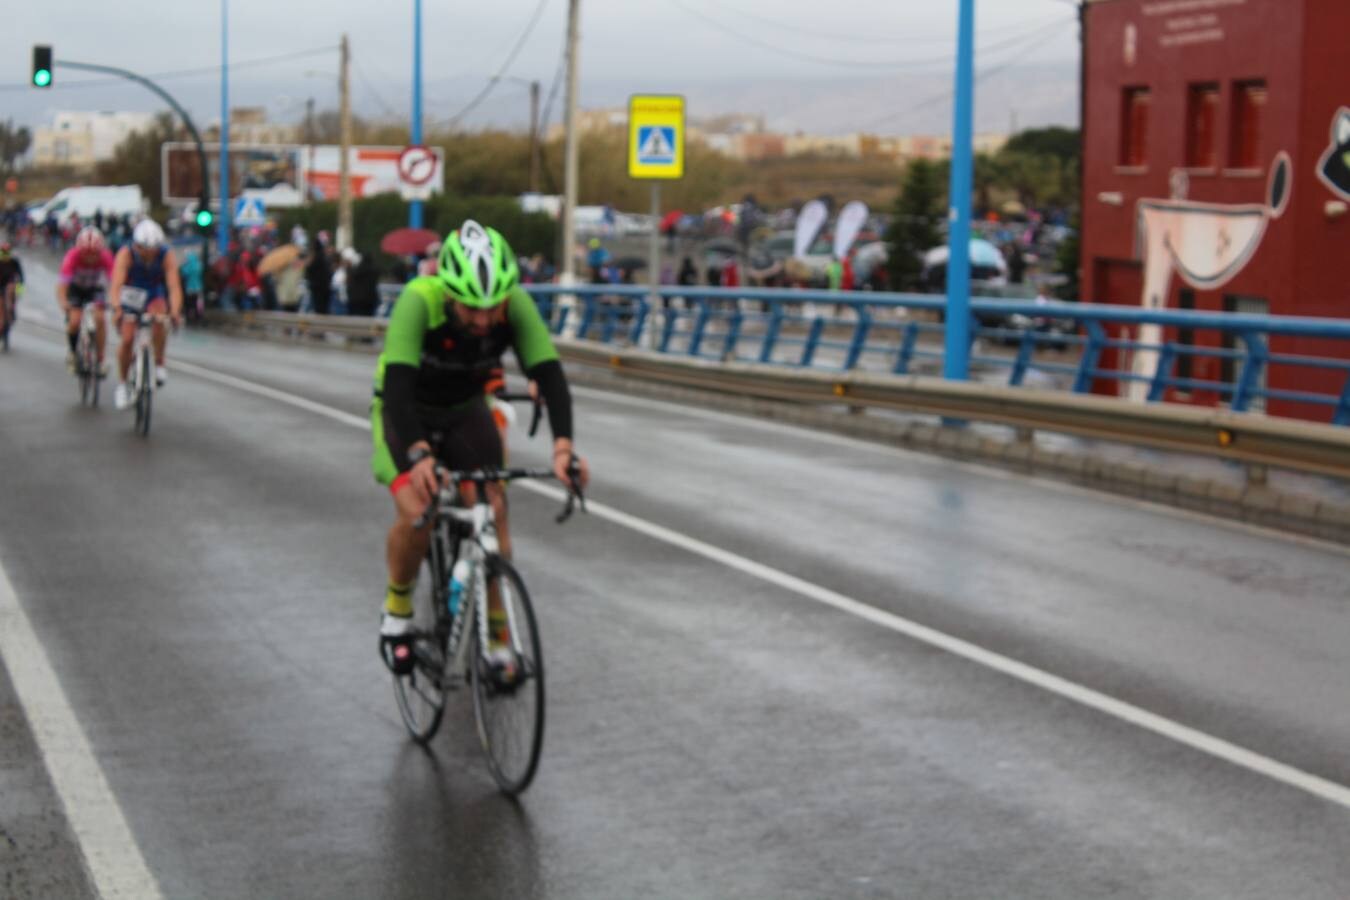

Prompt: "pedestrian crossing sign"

[233,195,267,227]
[628,94,684,180]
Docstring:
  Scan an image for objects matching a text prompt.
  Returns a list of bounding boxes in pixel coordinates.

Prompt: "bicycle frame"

[420,466,573,685]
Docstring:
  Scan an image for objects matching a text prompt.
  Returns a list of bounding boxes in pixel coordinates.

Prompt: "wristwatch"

[407,446,433,467]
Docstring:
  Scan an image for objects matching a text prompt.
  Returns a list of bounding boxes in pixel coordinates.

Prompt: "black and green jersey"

[371,276,572,482]
[375,275,559,408]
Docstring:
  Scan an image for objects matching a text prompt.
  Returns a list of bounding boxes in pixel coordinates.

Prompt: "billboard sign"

[163,143,445,208]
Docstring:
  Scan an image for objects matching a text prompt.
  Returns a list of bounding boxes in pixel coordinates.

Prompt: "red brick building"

[1081,0,1350,419]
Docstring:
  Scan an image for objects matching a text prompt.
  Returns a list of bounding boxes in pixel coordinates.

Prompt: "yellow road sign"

[628,94,685,180]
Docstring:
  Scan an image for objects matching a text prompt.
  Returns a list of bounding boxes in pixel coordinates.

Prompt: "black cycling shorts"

[371,396,503,486]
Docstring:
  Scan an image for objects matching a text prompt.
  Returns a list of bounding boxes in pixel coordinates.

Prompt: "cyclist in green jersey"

[372,220,589,670]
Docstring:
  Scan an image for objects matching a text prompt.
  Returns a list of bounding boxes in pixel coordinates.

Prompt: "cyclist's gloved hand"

[552,443,589,492]
[409,454,440,507]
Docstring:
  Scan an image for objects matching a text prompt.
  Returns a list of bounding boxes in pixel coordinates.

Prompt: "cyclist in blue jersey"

[108,220,183,410]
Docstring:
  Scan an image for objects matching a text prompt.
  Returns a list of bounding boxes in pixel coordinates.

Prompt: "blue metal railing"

[524,284,1350,426]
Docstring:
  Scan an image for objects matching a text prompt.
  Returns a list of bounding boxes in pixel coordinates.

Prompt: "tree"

[885,158,945,292]
[0,120,32,175]
[95,113,180,210]
[1003,126,1080,166]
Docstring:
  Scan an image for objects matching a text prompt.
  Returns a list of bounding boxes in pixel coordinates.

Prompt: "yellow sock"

[384,581,414,617]
[488,609,509,645]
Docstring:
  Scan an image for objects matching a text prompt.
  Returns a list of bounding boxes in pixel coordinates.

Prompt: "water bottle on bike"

[448,556,472,618]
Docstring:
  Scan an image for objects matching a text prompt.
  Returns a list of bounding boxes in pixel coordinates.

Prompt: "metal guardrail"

[526,284,1350,425]
[205,306,1350,481]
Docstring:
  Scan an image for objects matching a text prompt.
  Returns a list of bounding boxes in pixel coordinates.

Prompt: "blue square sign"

[637,126,676,165]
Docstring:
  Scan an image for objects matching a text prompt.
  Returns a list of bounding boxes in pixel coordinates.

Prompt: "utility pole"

[338,33,353,251]
[560,0,581,290]
[528,79,541,194]
[304,97,315,144]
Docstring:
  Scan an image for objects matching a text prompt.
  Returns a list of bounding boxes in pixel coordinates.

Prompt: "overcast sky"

[2,0,1080,134]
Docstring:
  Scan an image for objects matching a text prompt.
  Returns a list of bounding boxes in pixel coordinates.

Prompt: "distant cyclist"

[108,220,183,410]
[57,227,115,376]
[0,241,25,346]
[372,220,589,673]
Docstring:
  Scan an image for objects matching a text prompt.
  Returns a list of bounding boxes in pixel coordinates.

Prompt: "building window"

[1120,87,1150,167]
[1185,83,1220,168]
[1229,80,1266,169]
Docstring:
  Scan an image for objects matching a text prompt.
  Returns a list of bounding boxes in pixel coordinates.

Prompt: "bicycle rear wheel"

[470,555,545,796]
[391,556,451,744]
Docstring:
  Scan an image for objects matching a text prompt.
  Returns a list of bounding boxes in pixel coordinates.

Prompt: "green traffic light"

[33,69,51,87]
[196,209,213,228]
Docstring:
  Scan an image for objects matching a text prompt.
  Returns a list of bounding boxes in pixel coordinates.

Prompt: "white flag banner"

[793,200,829,258]
[833,201,870,259]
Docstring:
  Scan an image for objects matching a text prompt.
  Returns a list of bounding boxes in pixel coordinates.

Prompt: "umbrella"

[257,243,301,277]
[381,227,441,257]
[923,239,1007,271]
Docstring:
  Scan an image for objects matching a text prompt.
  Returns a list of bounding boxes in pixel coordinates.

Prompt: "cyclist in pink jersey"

[57,228,115,376]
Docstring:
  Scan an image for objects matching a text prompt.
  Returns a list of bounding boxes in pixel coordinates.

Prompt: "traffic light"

[196,207,214,229]
[32,46,52,88]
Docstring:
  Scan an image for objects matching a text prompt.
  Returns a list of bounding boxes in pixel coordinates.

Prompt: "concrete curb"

[560,362,1350,547]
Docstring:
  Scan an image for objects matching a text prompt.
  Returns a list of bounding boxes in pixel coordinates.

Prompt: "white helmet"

[132,219,165,248]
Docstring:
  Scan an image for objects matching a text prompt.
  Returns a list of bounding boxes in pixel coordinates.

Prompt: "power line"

[351,51,400,119]
[715,5,1068,46]
[438,0,550,129]
[0,46,338,92]
[668,0,1069,70]
[853,19,1074,131]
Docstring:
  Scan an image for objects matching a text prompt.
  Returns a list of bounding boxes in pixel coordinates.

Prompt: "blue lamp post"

[944,0,976,381]
[410,0,424,228]
[217,0,231,254]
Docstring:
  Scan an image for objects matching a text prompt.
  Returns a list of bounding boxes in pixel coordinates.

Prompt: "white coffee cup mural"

[1126,152,1291,401]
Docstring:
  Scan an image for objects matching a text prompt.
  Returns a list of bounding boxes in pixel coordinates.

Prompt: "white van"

[28,186,146,227]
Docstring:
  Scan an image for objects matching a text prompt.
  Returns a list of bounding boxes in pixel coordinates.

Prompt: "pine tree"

[885,158,945,292]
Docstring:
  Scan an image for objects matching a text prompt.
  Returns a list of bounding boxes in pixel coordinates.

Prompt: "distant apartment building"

[32,111,158,169]
[549,105,1006,165]
[205,107,300,145]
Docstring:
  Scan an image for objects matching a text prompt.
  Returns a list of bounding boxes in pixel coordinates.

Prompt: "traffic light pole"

[53,59,214,256]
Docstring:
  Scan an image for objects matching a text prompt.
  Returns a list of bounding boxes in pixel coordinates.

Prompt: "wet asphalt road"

[1,255,1348,898]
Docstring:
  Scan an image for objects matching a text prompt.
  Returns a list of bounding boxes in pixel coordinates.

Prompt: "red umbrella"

[659,210,683,232]
[380,227,441,256]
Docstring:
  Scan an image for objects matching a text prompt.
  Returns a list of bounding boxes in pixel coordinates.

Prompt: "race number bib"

[120,286,149,312]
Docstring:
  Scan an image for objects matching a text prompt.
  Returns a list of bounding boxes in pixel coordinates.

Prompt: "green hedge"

[273,194,557,268]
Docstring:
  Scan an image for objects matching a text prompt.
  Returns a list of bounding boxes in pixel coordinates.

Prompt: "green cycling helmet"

[437,220,519,308]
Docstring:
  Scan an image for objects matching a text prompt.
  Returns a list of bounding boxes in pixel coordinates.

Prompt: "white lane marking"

[173,360,1350,811]
[171,359,372,430]
[571,384,1350,559]
[0,561,163,898]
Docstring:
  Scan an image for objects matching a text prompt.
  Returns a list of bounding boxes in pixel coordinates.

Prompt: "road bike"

[73,307,102,407]
[387,396,583,796]
[120,287,165,437]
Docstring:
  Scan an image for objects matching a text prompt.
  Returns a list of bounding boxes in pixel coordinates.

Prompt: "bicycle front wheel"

[78,332,97,406]
[135,348,152,435]
[391,556,451,744]
[470,555,545,796]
